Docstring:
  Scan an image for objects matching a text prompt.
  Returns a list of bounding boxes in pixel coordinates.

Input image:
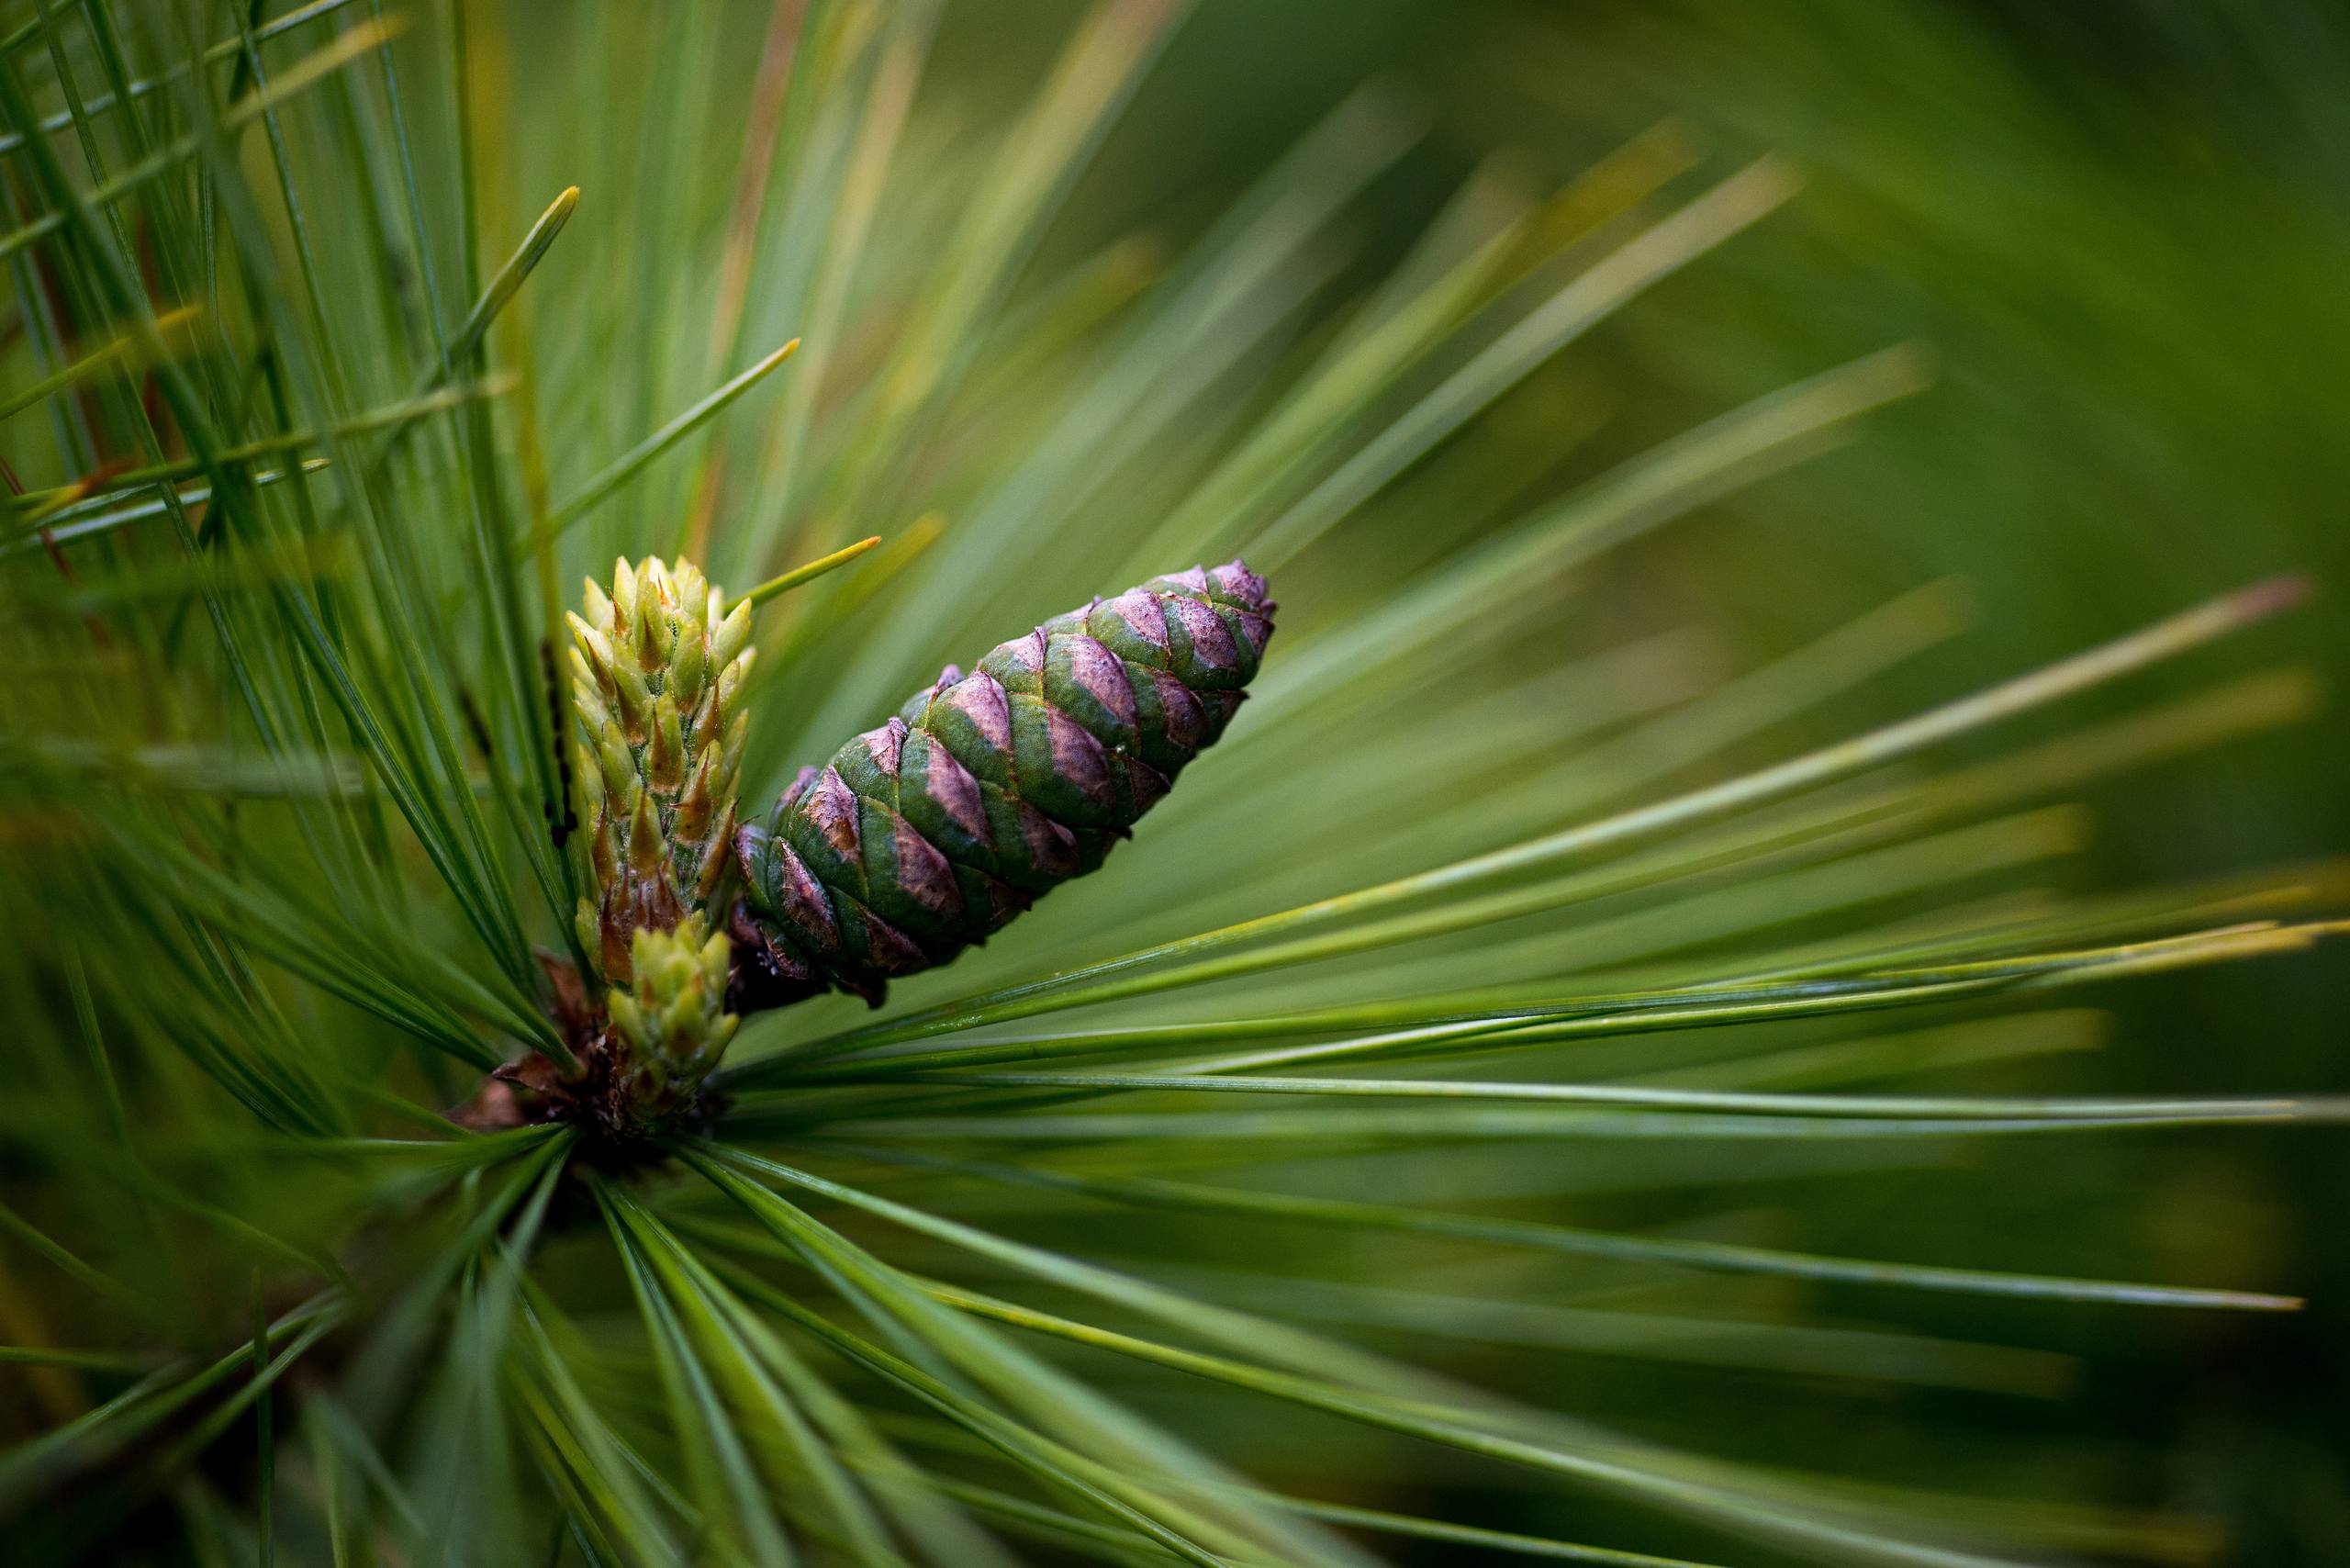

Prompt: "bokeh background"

[969,0,2350,1557]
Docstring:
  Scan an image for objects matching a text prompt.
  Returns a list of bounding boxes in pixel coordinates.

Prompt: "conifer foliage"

[0,4,2338,1564]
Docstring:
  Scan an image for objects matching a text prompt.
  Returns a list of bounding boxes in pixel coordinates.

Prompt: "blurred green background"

[1009,0,2350,1558]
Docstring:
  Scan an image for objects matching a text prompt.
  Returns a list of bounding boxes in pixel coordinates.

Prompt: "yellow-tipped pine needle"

[735,535,883,611]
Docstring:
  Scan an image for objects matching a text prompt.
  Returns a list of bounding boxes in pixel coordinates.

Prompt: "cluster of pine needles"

[0,3,2342,1564]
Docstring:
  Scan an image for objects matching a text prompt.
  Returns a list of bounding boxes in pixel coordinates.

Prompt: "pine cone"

[567,557,753,983]
[730,561,1274,1011]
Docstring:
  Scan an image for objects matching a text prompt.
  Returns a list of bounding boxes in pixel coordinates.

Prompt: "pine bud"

[606,912,739,1118]
[568,557,754,983]
[730,561,1273,1011]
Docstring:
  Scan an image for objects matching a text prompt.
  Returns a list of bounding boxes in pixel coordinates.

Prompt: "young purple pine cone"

[729,561,1274,1011]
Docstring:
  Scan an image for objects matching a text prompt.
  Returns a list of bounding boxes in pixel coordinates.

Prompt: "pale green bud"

[570,556,755,987]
